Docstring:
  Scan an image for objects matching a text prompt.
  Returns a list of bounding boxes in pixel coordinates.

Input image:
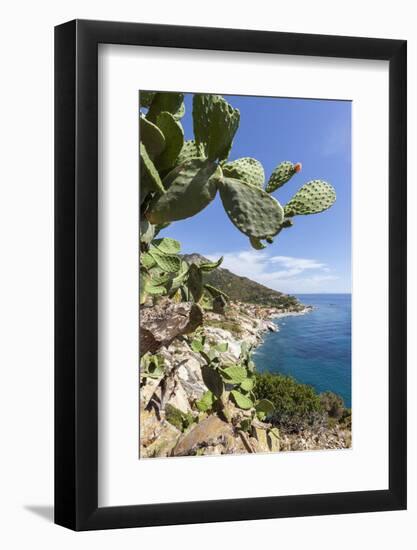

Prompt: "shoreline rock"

[139,298,350,458]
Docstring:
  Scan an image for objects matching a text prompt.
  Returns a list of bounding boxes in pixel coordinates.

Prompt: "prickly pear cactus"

[144,281,167,296]
[140,220,155,245]
[198,256,223,272]
[173,101,186,121]
[220,365,248,384]
[140,143,165,201]
[284,179,336,217]
[148,270,172,286]
[170,261,189,293]
[146,91,184,123]
[140,115,166,159]
[266,161,301,193]
[155,111,184,171]
[222,157,265,188]
[255,399,275,421]
[139,91,156,109]
[140,251,156,270]
[218,177,284,239]
[201,365,224,398]
[148,247,181,272]
[249,237,267,250]
[193,94,240,161]
[146,158,219,224]
[152,237,181,255]
[187,263,203,302]
[140,91,337,278]
[230,389,253,410]
[176,140,206,165]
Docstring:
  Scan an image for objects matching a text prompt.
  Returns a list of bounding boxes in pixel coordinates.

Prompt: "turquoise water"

[253,294,352,408]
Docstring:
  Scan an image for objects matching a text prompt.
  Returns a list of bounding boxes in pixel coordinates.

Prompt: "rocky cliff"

[139,298,350,458]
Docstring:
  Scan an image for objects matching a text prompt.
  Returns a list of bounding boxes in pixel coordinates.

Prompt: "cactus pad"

[223,157,265,188]
[149,270,172,286]
[147,158,219,224]
[155,111,184,171]
[143,277,167,297]
[152,237,181,255]
[140,219,155,245]
[240,377,254,392]
[140,143,165,199]
[177,140,206,165]
[170,261,189,292]
[187,263,203,302]
[139,271,147,304]
[196,390,215,412]
[148,247,181,272]
[139,91,156,109]
[199,256,223,272]
[255,399,275,418]
[219,177,284,239]
[230,389,253,410]
[266,161,298,193]
[284,180,336,217]
[139,115,165,159]
[146,91,184,123]
[140,251,156,270]
[201,365,224,398]
[204,283,229,301]
[249,237,267,250]
[220,365,248,384]
[173,101,185,120]
[193,94,240,161]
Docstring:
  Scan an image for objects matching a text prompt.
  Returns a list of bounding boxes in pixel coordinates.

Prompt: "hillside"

[182,253,303,310]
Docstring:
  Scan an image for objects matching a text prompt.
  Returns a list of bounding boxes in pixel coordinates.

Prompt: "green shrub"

[164,403,195,432]
[339,407,352,429]
[319,391,345,419]
[253,372,325,432]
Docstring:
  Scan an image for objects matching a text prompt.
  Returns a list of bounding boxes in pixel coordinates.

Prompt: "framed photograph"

[55,19,407,531]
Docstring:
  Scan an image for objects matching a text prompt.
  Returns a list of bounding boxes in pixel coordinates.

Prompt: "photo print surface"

[139,91,351,459]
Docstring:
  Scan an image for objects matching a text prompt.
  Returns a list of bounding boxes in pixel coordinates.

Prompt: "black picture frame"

[55,19,407,531]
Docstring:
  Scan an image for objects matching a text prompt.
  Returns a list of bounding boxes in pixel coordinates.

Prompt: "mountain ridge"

[182,253,303,310]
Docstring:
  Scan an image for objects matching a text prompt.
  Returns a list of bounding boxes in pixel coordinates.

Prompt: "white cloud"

[206,250,340,294]
[269,256,326,271]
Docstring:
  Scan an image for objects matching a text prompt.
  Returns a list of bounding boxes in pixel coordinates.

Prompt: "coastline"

[253,294,352,408]
[202,301,313,360]
[249,304,314,351]
[140,298,351,458]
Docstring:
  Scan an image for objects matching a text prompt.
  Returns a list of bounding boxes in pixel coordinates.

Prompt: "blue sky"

[158,93,351,294]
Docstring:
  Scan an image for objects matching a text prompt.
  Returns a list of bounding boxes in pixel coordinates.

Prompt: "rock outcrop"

[140,301,203,356]
[139,299,348,458]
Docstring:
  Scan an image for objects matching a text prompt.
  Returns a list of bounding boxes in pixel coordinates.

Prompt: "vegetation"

[183,253,302,309]
[140,235,227,306]
[320,391,345,419]
[165,403,195,432]
[254,372,350,433]
[254,372,324,431]
[189,336,274,425]
[139,91,344,453]
[139,91,336,310]
[140,353,165,380]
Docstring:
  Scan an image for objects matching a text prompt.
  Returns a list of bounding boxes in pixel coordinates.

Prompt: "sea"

[253,294,352,408]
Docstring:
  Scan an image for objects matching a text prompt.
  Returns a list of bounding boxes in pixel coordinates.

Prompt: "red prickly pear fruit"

[294,163,302,173]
